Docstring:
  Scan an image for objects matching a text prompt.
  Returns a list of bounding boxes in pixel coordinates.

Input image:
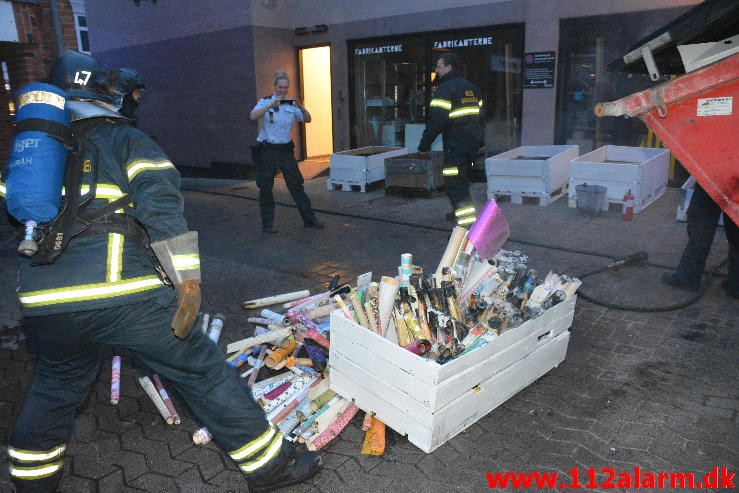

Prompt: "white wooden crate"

[568,145,669,213]
[485,145,579,206]
[328,146,408,192]
[329,296,575,453]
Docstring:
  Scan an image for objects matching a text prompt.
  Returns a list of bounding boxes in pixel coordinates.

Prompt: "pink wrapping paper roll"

[306,403,360,451]
[468,199,510,259]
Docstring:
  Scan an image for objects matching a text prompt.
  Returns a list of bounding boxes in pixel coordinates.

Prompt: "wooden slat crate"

[329,296,575,453]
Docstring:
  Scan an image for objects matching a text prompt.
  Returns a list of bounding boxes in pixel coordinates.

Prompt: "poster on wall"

[523,51,556,88]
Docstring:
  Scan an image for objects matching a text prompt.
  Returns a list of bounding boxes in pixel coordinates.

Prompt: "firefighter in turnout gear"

[418,52,484,227]
[1,51,321,492]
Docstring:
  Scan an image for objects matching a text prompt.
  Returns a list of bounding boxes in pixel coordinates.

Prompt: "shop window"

[555,7,690,154]
[349,24,524,155]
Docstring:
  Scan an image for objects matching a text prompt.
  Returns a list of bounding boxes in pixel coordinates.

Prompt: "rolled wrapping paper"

[110,355,121,405]
[467,198,510,259]
[265,340,298,369]
[392,307,412,347]
[263,375,316,414]
[378,276,399,337]
[360,416,386,456]
[264,381,292,401]
[152,373,181,425]
[303,341,328,372]
[348,288,369,328]
[276,406,303,436]
[259,309,285,324]
[460,259,497,301]
[308,376,331,400]
[310,388,337,412]
[435,226,469,279]
[306,403,360,451]
[201,313,210,335]
[333,294,354,321]
[246,317,273,325]
[192,426,213,446]
[295,395,341,437]
[284,290,328,310]
[296,314,331,349]
[364,282,381,334]
[304,302,338,320]
[242,289,310,309]
[138,376,174,425]
[251,371,295,400]
[269,385,311,424]
[226,327,292,354]
[247,346,268,388]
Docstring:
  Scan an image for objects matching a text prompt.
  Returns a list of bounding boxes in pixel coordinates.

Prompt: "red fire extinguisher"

[622,189,635,221]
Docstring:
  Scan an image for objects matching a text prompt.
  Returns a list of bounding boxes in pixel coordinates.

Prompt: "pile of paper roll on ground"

[111,199,581,456]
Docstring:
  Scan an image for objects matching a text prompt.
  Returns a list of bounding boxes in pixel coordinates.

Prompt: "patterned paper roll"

[226,327,293,354]
[460,259,497,302]
[348,288,369,328]
[400,253,413,287]
[152,373,181,425]
[247,317,273,325]
[333,294,354,321]
[392,308,412,347]
[305,302,338,320]
[260,309,285,324]
[138,376,174,425]
[192,426,213,445]
[248,346,268,388]
[360,416,386,456]
[467,198,510,259]
[378,276,399,337]
[435,226,469,279]
[306,403,360,451]
[201,313,210,335]
[110,355,121,405]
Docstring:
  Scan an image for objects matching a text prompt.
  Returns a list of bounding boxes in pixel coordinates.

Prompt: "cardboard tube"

[348,288,369,328]
[435,226,469,279]
[243,290,310,309]
[378,276,399,336]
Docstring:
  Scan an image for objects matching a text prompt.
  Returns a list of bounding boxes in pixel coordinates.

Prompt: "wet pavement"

[1,168,736,492]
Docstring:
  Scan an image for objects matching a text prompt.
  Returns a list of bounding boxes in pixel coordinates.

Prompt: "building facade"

[0,0,87,168]
[84,0,700,176]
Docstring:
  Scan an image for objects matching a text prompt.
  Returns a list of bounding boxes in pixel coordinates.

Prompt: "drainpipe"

[48,0,66,56]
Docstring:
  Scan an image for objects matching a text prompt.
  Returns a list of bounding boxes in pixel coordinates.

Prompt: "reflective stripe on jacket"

[418,71,484,157]
[14,119,188,316]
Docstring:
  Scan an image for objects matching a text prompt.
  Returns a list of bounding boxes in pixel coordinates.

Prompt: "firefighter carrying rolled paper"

[418,52,484,227]
[1,51,320,493]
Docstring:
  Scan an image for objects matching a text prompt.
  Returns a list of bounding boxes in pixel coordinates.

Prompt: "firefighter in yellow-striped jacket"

[418,52,484,227]
[1,51,320,493]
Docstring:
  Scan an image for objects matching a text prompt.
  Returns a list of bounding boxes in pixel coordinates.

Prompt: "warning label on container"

[697,97,732,116]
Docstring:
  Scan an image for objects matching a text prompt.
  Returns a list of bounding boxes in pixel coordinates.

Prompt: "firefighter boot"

[247,445,322,492]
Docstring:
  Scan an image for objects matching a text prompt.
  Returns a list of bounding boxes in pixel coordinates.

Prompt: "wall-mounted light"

[312,24,328,33]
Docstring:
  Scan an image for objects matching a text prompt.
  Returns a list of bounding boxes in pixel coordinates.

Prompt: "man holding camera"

[250,70,323,234]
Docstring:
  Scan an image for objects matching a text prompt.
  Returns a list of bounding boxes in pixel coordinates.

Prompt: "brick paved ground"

[1,173,736,492]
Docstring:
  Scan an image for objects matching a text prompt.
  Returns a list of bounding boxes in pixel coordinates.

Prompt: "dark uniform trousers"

[675,184,738,292]
[9,288,287,492]
[443,134,480,210]
[256,142,316,229]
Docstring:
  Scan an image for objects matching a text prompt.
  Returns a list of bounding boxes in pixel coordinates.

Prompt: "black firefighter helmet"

[116,68,146,95]
[48,50,115,103]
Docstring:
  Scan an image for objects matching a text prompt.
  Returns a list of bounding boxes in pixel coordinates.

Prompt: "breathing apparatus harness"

[27,116,150,266]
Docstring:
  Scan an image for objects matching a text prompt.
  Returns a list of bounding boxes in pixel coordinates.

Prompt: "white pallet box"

[329,296,575,453]
[568,145,669,213]
[328,146,408,192]
[486,145,579,206]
